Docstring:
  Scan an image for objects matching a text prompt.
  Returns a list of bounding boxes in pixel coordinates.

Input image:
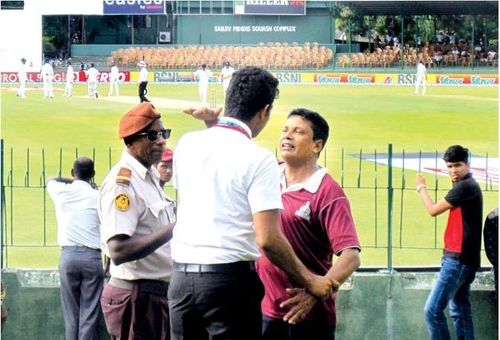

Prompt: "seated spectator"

[433,52,443,67]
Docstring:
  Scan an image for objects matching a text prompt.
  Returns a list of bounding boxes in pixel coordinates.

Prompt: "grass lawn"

[1,82,498,268]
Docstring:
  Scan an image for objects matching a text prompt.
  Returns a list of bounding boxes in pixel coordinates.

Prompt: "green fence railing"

[1,141,497,269]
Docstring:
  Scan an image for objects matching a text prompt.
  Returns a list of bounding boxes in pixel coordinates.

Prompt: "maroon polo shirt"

[256,168,360,326]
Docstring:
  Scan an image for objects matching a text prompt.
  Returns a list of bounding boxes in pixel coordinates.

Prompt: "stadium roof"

[341,1,499,16]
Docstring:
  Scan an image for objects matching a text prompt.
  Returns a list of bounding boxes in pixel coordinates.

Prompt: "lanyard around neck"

[214,120,251,139]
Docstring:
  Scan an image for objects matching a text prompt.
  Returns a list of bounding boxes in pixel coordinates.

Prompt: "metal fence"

[1,141,497,269]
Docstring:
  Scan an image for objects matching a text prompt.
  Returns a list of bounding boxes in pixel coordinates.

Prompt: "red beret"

[119,102,161,139]
[161,148,174,162]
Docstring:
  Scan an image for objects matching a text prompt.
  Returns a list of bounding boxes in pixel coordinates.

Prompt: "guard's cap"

[161,148,174,162]
[119,102,161,139]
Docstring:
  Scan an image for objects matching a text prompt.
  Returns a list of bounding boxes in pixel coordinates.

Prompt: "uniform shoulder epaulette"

[116,167,132,186]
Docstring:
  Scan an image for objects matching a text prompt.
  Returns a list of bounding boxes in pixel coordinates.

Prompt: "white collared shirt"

[138,67,148,82]
[219,66,235,86]
[110,65,119,81]
[280,164,327,194]
[86,67,99,83]
[417,63,426,76]
[41,63,53,78]
[99,150,175,281]
[194,68,213,86]
[18,62,27,81]
[172,117,283,264]
[66,65,74,82]
[47,179,100,249]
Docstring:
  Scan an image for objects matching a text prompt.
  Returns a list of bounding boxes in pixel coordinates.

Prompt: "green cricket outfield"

[0,82,498,268]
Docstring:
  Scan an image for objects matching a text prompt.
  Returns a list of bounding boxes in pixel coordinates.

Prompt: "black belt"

[109,277,169,295]
[443,250,461,260]
[174,261,255,274]
[62,245,100,252]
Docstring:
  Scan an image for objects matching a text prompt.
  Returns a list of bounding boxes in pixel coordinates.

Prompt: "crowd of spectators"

[337,31,497,69]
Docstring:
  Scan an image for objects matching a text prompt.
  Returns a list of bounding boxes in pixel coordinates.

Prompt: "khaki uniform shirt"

[99,150,175,282]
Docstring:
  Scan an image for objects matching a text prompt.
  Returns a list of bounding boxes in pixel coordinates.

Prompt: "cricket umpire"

[98,102,175,339]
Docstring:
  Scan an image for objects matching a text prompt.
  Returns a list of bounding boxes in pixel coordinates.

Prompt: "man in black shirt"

[416,145,483,340]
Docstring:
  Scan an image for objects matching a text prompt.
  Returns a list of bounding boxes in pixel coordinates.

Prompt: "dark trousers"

[168,269,264,340]
[139,81,149,102]
[101,279,170,340]
[262,316,335,340]
[59,246,104,340]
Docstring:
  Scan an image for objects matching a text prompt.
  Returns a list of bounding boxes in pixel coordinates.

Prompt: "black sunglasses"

[137,129,171,142]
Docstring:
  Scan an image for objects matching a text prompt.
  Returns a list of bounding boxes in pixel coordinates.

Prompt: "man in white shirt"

[415,59,427,95]
[47,157,103,340]
[169,66,336,340]
[86,63,99,99]
[64,61,74,97]
[138,60,149,103]
[108,61,120,96]
[41,59,54,98]
[219,61,235,101]
[16,57,27,98]
[193,64,213,105]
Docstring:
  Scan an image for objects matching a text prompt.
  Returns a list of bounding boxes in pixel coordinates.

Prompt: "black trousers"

[139,81,149,102]
[168,268,264,340]
[262,316,335,340]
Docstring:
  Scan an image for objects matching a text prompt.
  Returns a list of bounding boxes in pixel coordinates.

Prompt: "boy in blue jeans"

[416,145,483,340]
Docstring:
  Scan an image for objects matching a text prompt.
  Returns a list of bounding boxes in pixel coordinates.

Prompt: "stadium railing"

[1,141,497,269]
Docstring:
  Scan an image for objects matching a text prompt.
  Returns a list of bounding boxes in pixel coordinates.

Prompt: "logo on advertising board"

[437,75,470,85]
[0,71,131,83]
[103,0,165,15]
[397,74,417,85]
[471,76,498,85]
[274,72,301,83]
[348,75,374,84]
[315,74,342,84]
[235,0,306,15]
[356,153,498,185]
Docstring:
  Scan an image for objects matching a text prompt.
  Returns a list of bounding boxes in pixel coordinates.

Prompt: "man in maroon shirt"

[256,108,361,340]
[416,145,483,340]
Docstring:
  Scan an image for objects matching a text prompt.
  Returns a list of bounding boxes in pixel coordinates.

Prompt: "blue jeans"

[424,257,477,340]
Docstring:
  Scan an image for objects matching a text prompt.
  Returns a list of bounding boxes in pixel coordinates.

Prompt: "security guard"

[99,102,175,339]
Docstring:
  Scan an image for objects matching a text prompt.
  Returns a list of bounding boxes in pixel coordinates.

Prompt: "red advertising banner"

[1,71,130,83]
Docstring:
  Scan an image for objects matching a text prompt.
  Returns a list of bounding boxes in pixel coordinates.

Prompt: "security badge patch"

[115,194,130,211]
[115,167,131,211]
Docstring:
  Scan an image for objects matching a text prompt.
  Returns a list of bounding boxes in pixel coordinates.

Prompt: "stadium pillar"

[67,16,70,58]
[400,16,404,70]
[483,17,488,50]
[368,16,372,53]
[471,16,475,68]
[131,15,135,45]
[348,18,352,53]
[82,15,86,44]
